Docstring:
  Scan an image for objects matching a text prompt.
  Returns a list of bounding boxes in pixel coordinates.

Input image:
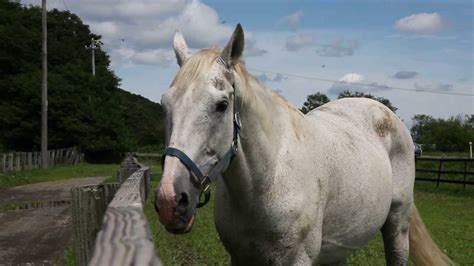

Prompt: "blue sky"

[24,0,473,126]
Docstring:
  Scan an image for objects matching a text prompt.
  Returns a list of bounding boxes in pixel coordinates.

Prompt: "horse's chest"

[214,203,302,263]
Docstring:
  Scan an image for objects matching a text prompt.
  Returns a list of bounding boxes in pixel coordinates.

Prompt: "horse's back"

[304,98,415,263]
[307,97,414,161]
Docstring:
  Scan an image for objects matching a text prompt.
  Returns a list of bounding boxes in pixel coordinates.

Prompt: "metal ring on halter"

[197,190,211,208]
[234,112,242,129]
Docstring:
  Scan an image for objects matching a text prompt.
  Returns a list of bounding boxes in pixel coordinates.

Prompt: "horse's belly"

[318,197,390,264]
[318,159,393,263]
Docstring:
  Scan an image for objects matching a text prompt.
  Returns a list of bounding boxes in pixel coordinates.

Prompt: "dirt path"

[0,177,107,265]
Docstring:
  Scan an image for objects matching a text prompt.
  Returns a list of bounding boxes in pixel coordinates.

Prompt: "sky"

[23,0,473,127]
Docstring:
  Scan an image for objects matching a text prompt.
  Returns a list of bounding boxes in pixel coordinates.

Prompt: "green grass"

[144,166,474,265]
[61,247,75,266]
[349,183,473,265]
[0,163,117,188]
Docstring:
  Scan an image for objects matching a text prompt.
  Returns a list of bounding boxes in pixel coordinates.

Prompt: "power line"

[248,68,474,97]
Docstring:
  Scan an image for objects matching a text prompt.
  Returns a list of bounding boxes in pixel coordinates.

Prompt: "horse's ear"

[173,30,191,67]
[221,24,244,68]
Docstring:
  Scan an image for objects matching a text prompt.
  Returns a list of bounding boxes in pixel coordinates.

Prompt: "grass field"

[142,159,473,265]
[3,158,470,264]
[0,163,117,188]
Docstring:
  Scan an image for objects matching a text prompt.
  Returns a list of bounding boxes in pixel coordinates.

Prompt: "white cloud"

[89,21,119,37]
[285,33,314,51]
[244,37,268,57]
[131,50,174,65]
[414,81,453,92]
[328,73,391,95]
[339,73,364,83]
[277,10,303,31]
[68,0,187,21]
[315,38,359,57]
[385,34,456,41]
[22,0,265,66]
[394,12,444,34]
[257,73,287,83]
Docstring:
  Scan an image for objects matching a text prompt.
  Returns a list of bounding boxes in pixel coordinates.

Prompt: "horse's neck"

[224,74,302,197]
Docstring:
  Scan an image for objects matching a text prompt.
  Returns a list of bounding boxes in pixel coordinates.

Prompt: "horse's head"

[154,24,245,234]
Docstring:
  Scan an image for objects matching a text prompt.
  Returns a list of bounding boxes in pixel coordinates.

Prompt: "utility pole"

[91,38,95,76]
[41,0,48,169]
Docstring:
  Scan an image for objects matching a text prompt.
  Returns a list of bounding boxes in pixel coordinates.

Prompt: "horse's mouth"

[165,214,195,234]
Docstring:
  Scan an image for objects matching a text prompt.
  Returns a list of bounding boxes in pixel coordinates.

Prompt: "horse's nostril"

[176,192,190,210]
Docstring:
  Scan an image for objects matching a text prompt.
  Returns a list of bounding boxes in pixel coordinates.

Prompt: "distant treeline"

[0,1,164,162]
[411,114,473,152]
[301,92,473,152]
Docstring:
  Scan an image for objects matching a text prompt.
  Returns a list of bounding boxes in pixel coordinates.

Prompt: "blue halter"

[161,76,241,208]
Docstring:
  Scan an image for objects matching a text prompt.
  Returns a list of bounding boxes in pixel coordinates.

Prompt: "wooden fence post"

[70,149,77,165]
[21,152,26,171]
[61,149,66,164]
[8,153,13,172]
[35,152,39,169]
[16,153,21,172]
[436,159,444,187]
[27,152,32,170]
[464,161,468,189]
[67,149,70,163]
[71,183,120,266]
[52,150,56,166]
[1,154,6,173]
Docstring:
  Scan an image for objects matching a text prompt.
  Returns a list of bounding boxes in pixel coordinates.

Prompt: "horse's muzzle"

[165,214,195,234]
[154,182,196,234]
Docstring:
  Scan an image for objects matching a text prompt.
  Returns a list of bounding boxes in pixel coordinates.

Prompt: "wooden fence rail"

[415,156,473,188]
[72,156,161,266]
[89,166,160,266]
[0,147,84,173]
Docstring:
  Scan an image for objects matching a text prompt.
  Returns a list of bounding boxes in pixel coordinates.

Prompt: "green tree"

[301,92,330,114]
[411,114,474,152]
[411,114,435,143]
[337,90,398,113]
[0,1,165,161]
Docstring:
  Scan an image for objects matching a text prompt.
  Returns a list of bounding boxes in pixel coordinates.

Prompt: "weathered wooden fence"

[71,183,121,265]
[117,155,142,184]
[0,147,84,173]
[415,156,474,188]
[135,152,161,158]
[71,156,161,266]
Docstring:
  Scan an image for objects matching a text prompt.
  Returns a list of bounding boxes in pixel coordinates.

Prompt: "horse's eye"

[216,101,228,112]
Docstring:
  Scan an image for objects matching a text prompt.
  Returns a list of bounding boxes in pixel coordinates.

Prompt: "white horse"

[155,24,452,265]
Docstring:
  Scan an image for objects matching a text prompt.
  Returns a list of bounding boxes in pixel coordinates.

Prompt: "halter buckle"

[201,176,211,193]
[231,139,238,153]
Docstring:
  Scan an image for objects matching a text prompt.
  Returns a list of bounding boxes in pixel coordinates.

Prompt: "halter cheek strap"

[161,79,241,208]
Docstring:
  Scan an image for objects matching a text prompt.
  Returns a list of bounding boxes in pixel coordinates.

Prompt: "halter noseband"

[161,61,241,208]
